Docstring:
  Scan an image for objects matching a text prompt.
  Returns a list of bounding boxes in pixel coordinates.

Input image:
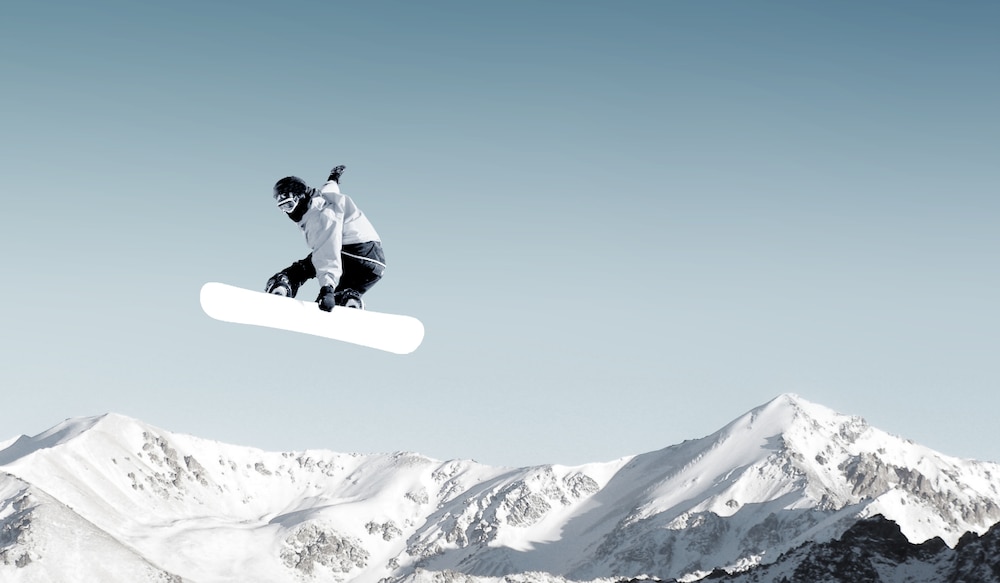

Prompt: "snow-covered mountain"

[1,394,999,583]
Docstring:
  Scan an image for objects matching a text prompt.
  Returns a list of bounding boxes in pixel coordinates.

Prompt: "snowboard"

[199,282,424,354]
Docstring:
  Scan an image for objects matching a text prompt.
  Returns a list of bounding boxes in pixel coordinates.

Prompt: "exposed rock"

[367,520,404,541]
[281,523,369,575]
[698,516,1000,583]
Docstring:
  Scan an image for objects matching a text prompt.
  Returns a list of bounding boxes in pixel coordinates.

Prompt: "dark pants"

[284,241,386,296]
[337,241,386,295]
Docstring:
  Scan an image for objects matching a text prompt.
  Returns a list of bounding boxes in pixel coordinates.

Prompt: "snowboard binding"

[316,286,364,311]
[265,273,295,297]
[335,289,364,310]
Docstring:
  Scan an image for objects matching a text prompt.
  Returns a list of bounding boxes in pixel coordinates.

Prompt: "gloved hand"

[266,257,315,297]
[316,285,337,312]
[328,165,346,183]
[265,273,298,297]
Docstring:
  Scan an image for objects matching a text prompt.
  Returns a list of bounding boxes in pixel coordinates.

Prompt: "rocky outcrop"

[686,516,1000,583]
[282,523,370,576]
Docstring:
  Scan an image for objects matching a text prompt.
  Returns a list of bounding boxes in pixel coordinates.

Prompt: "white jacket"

[297,181,381,288]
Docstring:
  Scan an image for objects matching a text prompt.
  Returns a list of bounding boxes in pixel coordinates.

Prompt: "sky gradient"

[2,1,998,466]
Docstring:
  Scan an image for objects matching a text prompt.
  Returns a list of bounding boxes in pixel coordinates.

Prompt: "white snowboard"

[199,282,424,355]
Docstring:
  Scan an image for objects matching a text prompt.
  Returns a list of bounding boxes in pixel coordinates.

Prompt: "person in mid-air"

[266,165,385,311]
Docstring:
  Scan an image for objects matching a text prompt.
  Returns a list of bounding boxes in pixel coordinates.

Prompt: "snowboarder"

[265,165,385,311]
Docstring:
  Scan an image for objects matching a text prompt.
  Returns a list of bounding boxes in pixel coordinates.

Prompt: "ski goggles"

[274,192,299,213]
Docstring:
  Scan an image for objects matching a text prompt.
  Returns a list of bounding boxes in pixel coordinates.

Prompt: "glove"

[265,256,315,297]
[328,165,346,183]
[266,273,299,297]
[316,285,337,312]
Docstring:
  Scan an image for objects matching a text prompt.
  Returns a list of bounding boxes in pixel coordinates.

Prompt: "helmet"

[273,176,309,213]
[274,176,308,197]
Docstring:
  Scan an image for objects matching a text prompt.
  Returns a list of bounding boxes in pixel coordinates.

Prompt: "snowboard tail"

[199,282,424,354]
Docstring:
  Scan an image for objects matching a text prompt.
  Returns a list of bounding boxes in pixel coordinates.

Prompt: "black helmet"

[273,176,308,197]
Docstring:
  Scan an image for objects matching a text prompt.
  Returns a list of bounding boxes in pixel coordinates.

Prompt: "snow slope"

[1,394,998,583]
[0,473,180,582]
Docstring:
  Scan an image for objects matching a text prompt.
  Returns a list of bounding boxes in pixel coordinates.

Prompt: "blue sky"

[2,1,998,466]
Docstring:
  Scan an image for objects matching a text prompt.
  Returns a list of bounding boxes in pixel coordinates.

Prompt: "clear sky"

[2,1,998,467]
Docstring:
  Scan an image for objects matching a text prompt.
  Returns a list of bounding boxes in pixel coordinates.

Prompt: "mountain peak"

[0,412,195,470]
[727,393,872,455]
[749,392,849,428]
[0,413,109,465]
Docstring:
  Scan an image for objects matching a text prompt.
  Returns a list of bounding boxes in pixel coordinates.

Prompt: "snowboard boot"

[335,289,364,310]
[265,273,294,297]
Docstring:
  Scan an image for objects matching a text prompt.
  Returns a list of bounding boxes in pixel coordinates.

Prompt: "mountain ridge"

[2,394,999,583]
